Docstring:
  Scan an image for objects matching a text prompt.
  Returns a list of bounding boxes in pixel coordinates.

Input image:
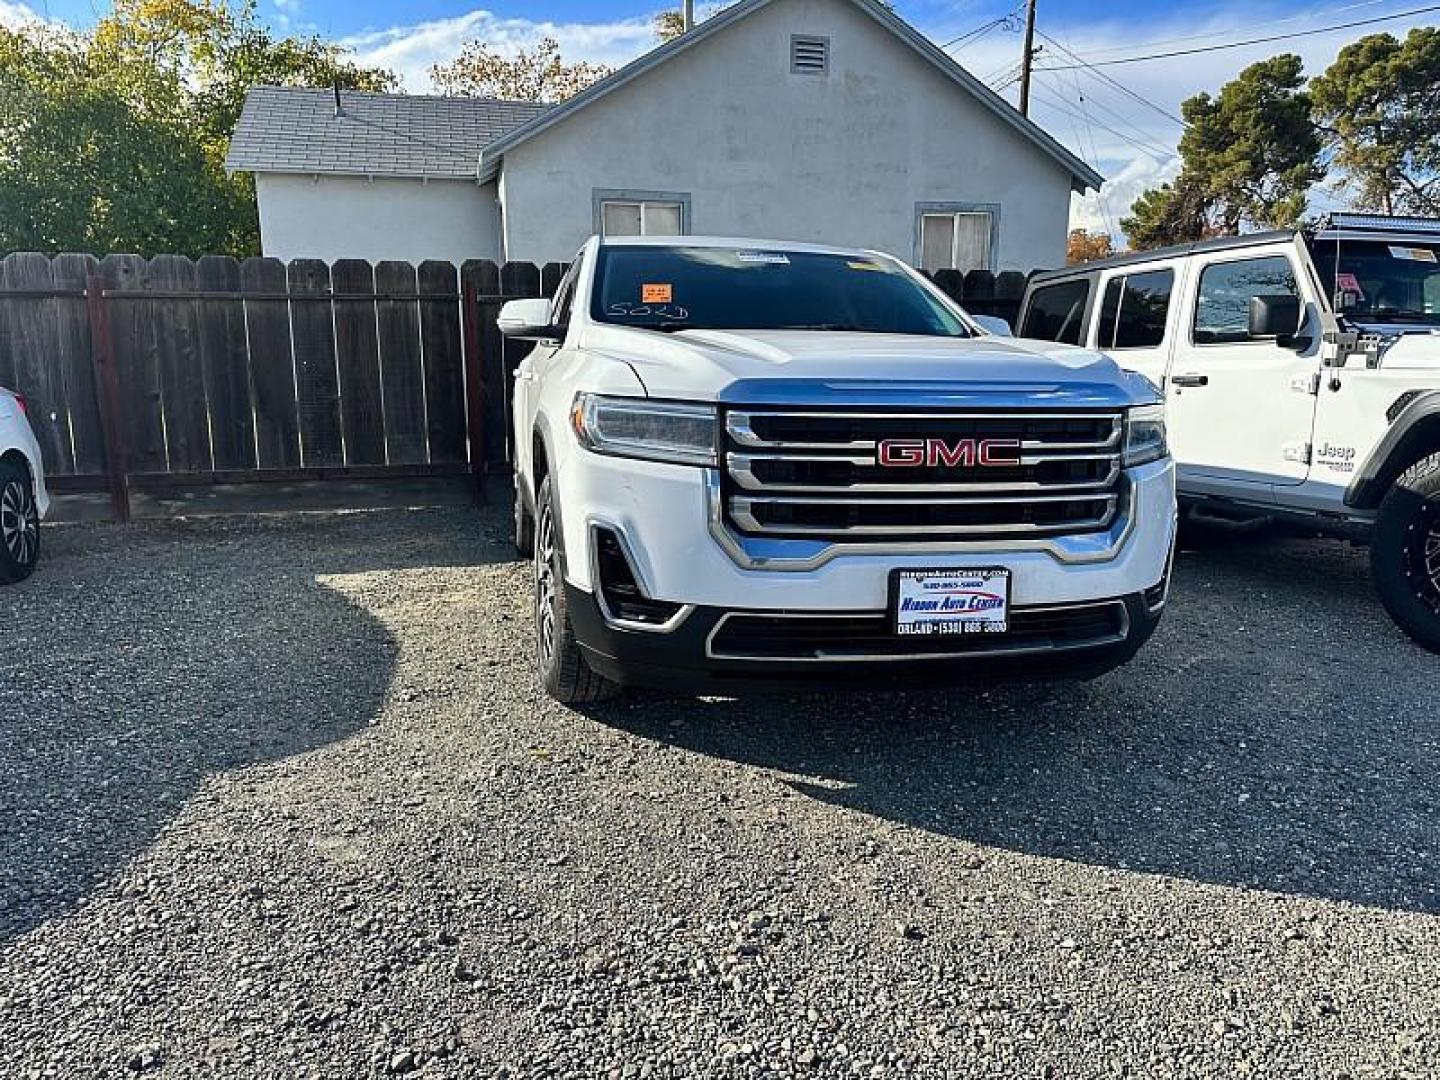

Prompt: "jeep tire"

[1371,452,1440,653]
[533,475,619,703]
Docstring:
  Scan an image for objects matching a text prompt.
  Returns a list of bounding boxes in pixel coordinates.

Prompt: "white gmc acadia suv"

[0,386,47,584]
[500,236,1177,702]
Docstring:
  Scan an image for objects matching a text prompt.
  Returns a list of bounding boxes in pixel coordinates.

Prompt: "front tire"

[0,460,39,584]
[1371,452,1440,653]
[533,476,619,704]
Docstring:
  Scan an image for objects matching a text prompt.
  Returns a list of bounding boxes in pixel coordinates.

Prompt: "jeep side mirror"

[1248,294,1302,345]
[498,297,563,341]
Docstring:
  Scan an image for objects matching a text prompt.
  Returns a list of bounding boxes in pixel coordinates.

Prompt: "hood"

[1367,327,1440,370]
[580,326,1158,408]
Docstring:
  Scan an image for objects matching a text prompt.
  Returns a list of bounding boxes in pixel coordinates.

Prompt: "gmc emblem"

[876,437,1023,468]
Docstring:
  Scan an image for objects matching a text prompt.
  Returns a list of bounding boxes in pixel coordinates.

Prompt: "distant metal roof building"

[225,86,549,180]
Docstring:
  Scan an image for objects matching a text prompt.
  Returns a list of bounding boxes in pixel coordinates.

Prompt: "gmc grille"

[721,409,1124,542]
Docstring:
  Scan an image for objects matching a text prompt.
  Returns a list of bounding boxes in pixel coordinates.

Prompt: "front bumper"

[554,455,1177,610]
[569,584,1165,693]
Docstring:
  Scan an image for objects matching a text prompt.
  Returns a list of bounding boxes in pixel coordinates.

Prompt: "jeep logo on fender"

[876,438,1023,468]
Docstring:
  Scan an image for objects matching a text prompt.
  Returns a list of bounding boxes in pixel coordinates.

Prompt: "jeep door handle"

[1170,373,1209,388]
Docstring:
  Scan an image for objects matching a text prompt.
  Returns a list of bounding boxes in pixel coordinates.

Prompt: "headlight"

[570,393,717,467]
[1123,403,1168,467]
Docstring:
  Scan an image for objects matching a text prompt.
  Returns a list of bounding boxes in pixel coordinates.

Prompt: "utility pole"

[683,0,694,32]
[1018,0,1037,117]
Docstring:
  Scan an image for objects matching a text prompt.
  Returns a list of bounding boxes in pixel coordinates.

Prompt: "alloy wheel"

[535,501,558,667]
[1424,514,1440,609]
[0,479,37,568]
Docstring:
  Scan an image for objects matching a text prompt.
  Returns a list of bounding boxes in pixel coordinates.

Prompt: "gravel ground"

[1,506,1438,1079]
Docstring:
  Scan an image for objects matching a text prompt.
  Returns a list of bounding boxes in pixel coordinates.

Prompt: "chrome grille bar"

[727,411,1123,451]
[728,452,1121,494]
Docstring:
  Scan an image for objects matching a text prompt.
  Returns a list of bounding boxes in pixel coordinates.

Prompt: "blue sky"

[8,0,1438,233]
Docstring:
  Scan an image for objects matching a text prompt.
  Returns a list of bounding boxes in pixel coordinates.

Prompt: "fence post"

[460,276,487,502]
[85,273,131,523]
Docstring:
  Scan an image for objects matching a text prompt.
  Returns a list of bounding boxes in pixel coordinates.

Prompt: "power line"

[1041,2,1440,69]
[1031,83,1174,160]
[938,4,1024,50]
[1080,0,1403,57]
[1034,30,1190,128]
[1035,69,1175,158]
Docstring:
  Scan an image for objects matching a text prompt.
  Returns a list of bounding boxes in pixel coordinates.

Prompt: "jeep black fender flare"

[1346,390,1440,510]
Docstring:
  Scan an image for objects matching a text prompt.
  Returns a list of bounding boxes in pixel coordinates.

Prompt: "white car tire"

[0,459,40,584]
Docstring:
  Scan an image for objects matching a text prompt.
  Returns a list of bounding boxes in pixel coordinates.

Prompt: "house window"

[791,35,829,75]
[594,190,690,238]
[917,205,996,273]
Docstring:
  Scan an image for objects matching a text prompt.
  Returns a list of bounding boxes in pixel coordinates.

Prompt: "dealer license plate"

[890,568,1011,636]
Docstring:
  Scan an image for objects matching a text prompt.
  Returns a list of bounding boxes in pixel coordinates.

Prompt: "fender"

[530,411,569,576]
[1345,390,1440,509]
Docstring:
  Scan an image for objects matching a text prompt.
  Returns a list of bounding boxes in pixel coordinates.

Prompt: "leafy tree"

[655,10,688,42]
[1066,228,1114,264]
[430,37,612,102]
[0,1,395,257]
[1120,180,1212,250]
[1123,55,1322,247]
[1311,29,1440,216]
[1180,54,1322,232]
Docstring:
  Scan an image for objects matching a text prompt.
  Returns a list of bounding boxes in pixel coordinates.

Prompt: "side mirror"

[970,314,1012,337]
[1248,294,1302,346]
[498,297,562,341]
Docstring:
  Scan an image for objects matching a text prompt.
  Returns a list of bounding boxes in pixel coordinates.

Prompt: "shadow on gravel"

[586,536,1440,914]
[0,510,497,943]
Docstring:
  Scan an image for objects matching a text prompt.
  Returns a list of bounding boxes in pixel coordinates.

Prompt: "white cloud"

[1070,153,1181,236]
[0,1,47,29]
[341,8,663,92]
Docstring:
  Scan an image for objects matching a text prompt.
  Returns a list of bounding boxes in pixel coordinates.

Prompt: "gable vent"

[790,35,829,75]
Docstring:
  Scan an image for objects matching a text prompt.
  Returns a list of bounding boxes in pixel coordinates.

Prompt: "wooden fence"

[0,252,1031,520]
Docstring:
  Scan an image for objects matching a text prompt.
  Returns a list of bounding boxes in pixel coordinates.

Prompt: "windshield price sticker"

[735,251,790,265]
[1388,245,1438,263]
[847,260,885,272]
[1334,272,1365,299]
[641,283,673,304]
[892,568,1011,636]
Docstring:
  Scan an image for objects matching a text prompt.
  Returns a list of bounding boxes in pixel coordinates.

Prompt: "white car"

[499,236,1176,702]
[1017,212,1440,651]
[0,387,48,583]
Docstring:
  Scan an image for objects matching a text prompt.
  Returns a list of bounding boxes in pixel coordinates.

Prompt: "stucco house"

[225,0,1101,271]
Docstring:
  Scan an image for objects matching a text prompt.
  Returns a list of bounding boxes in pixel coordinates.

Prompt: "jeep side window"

[1097,269,1174,349]
[1019,279,1090,345]
[1192,256,1297,345]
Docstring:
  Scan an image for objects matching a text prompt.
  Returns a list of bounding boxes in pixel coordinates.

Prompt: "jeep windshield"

[1311,237,1440,326]
[590,245,971,337]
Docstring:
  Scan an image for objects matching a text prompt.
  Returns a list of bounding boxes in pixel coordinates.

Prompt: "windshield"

[1311,237,1440,326]
[589,245,971,337]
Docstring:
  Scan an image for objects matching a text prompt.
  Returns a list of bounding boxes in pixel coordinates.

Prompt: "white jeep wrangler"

[1018,212,1440,652]
[500,236,1176,702]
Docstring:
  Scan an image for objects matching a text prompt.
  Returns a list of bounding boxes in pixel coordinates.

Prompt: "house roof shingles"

[225,86,548,180]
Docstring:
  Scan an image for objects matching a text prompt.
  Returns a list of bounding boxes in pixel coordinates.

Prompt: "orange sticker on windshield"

[642,283,673,303]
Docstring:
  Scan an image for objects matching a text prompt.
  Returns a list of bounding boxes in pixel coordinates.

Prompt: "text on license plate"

[892,568,1011,636]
